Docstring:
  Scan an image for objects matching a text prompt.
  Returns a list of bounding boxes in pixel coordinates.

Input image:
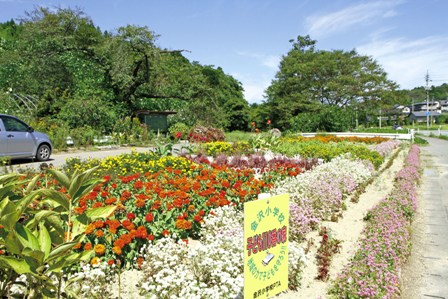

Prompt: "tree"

[265,35,398,130]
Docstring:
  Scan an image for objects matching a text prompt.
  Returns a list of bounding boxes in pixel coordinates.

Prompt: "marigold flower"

[90,257,101,265]
[95,230,105,238]
[137,257,144,269]
[108,259,115,266]
[135,198,146,208]
[175,219,193,230]
[145,212,154,222]
[147,234,155,241]
[73,243,82,250]
[92,201,104,208]
[84,243,93,251]
[112,246,122,255]
[126,213,136,220]
[161,230,170,237]
[0,250,4,255]
[113,238,125,249]
[85,224,95,235]
[94,244,106,256]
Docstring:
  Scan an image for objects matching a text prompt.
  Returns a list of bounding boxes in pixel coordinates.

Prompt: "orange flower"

[135,198,145,208]
[91,257,101,265]
[85,224,95,235]
[84,243,93,251]
[93,220,105,229]
[94,244,106,256]
[105,197,117,205]
[113,238,125,249]
[108,259,115,266]
[112,246,122,255]
[145,212,154,222]
[175,219,193,230]
[73,243,82,250]
[136,257,144,269]
[95,230,105,238]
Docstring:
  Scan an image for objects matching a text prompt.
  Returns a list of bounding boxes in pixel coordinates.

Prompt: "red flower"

[267,119,271,125]
[175,131,182,139]
[147,234,155,241]
[145,212,154,222]
[126,213,136,220]
[108,259,115,266]
[161,230,170,237]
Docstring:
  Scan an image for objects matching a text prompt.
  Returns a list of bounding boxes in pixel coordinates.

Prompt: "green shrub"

[168,122,190,140]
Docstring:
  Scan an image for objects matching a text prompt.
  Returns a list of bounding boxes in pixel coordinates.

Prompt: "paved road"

[406,137,448,298]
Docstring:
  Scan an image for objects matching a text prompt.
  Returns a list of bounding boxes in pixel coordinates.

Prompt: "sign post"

[244,194,289,299]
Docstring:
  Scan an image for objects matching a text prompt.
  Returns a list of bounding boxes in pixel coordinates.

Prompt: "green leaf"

[4,231,22,254]
[26,210,59,230]
[25,174,41,194]
[46,169,70,190]
[35,189,70,211]
[0,198,20,230]
[46,236,83,263]
[15,223,40,251]
[22,247,45,264]
[0,256,32,274]
[38,222,52,259]
[47,251,91,273]
[85,205,117,220]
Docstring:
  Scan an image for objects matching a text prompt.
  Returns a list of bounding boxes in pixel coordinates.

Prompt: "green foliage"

[0,169,115,298]
[0,7,249,148]
[265,35,397,130]
[111,116,151,145]
[413,136,429,145]
[168,122,190,140]
[289,106,354,132]
[276,140,384,169]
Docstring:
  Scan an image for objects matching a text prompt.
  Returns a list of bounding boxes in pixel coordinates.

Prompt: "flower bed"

[329,145,420,298]
[0,139,408,298]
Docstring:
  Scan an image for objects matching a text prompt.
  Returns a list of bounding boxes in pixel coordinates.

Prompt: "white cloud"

[358,35,448,89]
[232,72,271,104]
[236,51,280,70]
[306,0,404,38]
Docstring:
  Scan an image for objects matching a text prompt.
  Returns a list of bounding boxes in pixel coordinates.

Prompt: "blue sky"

[1,0,448,103]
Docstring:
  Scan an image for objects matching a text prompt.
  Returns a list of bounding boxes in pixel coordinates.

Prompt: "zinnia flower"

[94,244,106,256]
[145,212,154,222]
[90,257,100,265]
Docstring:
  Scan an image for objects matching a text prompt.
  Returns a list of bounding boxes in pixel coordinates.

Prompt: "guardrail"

[299,131,415,140]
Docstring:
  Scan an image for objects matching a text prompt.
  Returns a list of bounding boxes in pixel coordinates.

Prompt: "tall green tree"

[265,35,398,130]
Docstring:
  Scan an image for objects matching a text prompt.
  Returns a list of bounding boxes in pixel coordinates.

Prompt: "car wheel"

[36,144,51,161]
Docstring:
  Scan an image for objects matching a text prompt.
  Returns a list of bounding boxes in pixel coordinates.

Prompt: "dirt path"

[277,147,406,299]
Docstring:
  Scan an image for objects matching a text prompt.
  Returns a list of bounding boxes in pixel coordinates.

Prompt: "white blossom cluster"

[69,261,116,298]
[138,205,307,299]
[274,155,374,237]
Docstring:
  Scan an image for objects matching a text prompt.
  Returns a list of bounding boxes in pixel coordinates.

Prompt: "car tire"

[36,144,51,161]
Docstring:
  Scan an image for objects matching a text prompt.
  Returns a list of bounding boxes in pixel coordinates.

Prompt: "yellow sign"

[244,194,289,299]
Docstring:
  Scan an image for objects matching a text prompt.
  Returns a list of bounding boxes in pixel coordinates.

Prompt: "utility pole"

[425,71,430,129]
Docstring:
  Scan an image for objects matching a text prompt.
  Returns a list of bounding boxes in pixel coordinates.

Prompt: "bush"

[168,122,190,140]
[188,125,225,143]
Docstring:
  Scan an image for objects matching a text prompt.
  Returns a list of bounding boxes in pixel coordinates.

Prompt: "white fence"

[299,131,415,141]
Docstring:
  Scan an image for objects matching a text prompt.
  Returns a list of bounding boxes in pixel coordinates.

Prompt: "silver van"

[0,114,52,161]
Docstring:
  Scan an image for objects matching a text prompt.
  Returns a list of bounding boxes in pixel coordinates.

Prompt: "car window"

[0,116,29,132]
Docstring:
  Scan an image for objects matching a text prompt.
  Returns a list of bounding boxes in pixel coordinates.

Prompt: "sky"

[1,0,448,103]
